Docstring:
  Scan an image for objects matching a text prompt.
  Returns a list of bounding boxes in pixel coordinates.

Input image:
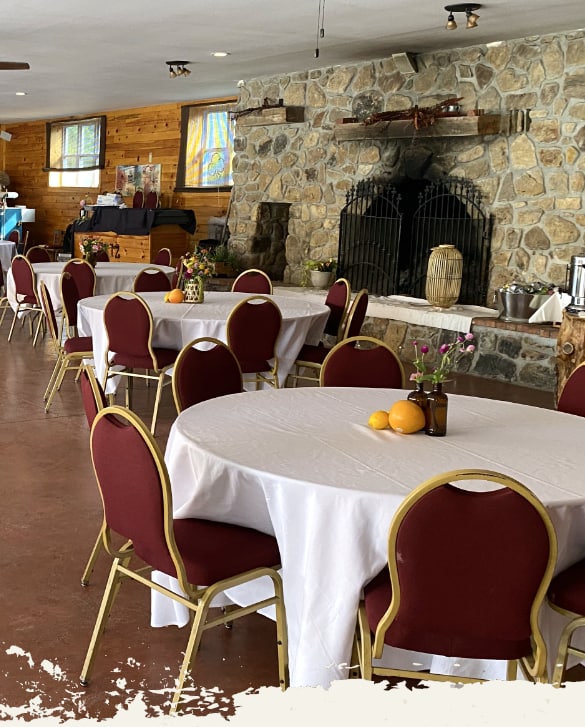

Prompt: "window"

[45,116,106,188]
[176,102,235,190]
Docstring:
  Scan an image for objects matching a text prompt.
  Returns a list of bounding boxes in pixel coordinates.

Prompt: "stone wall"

[230,28,585,304]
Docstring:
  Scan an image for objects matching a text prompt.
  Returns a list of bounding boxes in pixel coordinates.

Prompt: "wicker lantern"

[425,244,463,309]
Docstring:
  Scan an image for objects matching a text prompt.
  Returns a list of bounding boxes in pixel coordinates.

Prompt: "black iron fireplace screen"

[337,177,492,306]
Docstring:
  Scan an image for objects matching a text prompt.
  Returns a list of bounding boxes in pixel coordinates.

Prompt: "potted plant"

[211,244,243,278]
[303,258,337,288]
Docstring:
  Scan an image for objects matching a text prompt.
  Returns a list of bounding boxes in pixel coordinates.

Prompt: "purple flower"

[466,345,475,353]
[439,343,450,354]
[465,333,474,341]
[420,345,429,354]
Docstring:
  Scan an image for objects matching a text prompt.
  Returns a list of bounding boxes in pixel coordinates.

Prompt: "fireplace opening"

[337,176,492,306]
[250,202,289,281]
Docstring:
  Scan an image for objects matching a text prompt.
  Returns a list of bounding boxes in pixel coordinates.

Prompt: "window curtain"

[176,103,234,190]
[44,115,106,172]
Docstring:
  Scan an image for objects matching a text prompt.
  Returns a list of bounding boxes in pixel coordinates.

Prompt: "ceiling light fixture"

[444,4,481,30]
[166,60,191,79]
[211,51,230,58]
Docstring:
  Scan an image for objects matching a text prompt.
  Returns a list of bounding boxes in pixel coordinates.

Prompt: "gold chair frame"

[319,335,406,388]
[355,468,558,685]
[102,291,176,435]
[40,282,94,412]
[80,406,289,714]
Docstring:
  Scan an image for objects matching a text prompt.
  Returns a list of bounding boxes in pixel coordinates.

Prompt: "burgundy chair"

[7,254,44,345]
[63,259,96,300]
[132,189,144,208]
[288,288,369,386]
[226,295,282,389]
[319,335,405,388]
[79,364,109,587]
[322,277,351,340]
[172,337,243,414]
[144,190,159,209]
[153,247,172,266]
[60,271,85,338]
[26,245,51,263]
[39,281,94,412]
[132,267,172,293]
[102,291,179,434]
[355,469,557,685]
[231,268,273,295]
[557,362,585,418]
[94,249,110,263]
[80,405,288,714]
[547,553,585,685]
[7,229,20,244]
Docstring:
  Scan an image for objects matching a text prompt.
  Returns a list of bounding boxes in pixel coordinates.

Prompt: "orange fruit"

[368,410,389,430]
[388,400,425,434]
[167,288,185,304]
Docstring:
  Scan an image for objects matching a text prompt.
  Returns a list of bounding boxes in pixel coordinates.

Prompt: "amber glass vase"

[425,382,448,436]
[407,381,428,414]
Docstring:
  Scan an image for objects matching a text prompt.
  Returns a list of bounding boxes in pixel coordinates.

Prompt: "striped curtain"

[184,104,234,187]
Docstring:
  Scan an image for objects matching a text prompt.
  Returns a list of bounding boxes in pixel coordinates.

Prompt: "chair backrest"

[132,189,144,208]
[26,245,51,263]
[7,229,19,244]
[226,295,282,364]
[133,267,172,293]
[144,190,159,209]
[16,230,30,256]
[231,269,273,295]
[80,365,108,428]
[341,288,369,340]
[63,258,96,299]
[39,281,60,349]
[103,292,155,361]
[154,247,172,266]
[323,278,351,339]
[557,362,585,417]
[372,469,557,669]
[319,336,405,388]
[60,271,82,331]
[90,406,190,590]
[94,249,110,263]
[11,254,38,302]
[172,337,243,413]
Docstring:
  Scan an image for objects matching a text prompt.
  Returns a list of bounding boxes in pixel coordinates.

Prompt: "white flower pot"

[310,270,332,289]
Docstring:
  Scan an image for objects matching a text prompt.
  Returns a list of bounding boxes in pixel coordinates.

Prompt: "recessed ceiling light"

[211,51,230,58]
[15,92,27,96]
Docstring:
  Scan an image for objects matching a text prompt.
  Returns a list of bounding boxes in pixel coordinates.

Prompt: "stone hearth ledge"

[273,287,496,333]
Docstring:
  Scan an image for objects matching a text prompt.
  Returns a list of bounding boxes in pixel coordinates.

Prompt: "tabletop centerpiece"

[80,236,108,267]
[179,247,214,303]
[407,334,475,436]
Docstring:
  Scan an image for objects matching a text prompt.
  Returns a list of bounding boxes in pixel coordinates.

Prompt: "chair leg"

[169,594,212,714]
[268,570,289,690]
[80,555,131,686]
[150,374,166,435]
[44,355,63,402]
[551,617,585,686]
[356,603,373,679]
[44,359,66,412]
[81,530,104,587]
[7,307,20,341]
[32,311,44,347]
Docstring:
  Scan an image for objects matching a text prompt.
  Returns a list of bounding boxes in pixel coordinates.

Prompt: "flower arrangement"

[80,236,109,257]
[410,334,476,385]
[180,247,215,282]
[305,258,337,273]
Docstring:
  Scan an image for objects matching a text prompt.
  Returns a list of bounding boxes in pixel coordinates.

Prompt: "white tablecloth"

[0,240,16,273]
[154,387,585,688]
[6,261,174,314]
[77,291,330,393]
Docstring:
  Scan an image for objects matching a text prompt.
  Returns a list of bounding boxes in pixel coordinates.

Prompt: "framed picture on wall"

[115,164,161,197]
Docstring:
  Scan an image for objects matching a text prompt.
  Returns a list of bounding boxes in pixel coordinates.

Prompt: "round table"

[156,386,585,687]
[0,239,16,273]
[77,290,330,392]
[6,261,174,314]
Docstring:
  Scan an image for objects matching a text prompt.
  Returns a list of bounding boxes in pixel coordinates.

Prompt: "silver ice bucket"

[497,290,547,322]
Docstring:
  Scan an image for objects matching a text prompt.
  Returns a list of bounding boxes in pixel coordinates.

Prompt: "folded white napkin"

[528,292,571,324]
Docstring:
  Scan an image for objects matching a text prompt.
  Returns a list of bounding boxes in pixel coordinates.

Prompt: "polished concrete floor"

[0,310,576,719]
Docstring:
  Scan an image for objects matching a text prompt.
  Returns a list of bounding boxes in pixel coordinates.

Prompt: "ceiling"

[1,0,584,125]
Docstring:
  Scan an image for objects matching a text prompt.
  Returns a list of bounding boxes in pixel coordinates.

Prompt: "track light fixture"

[166,60,191,79]
[444,4,481,30]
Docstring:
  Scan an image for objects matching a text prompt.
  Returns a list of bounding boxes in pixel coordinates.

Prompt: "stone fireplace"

[228,28,585,307]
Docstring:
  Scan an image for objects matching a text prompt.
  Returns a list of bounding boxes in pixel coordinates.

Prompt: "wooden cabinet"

[74,225,190,264]
[556,311,585,403]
